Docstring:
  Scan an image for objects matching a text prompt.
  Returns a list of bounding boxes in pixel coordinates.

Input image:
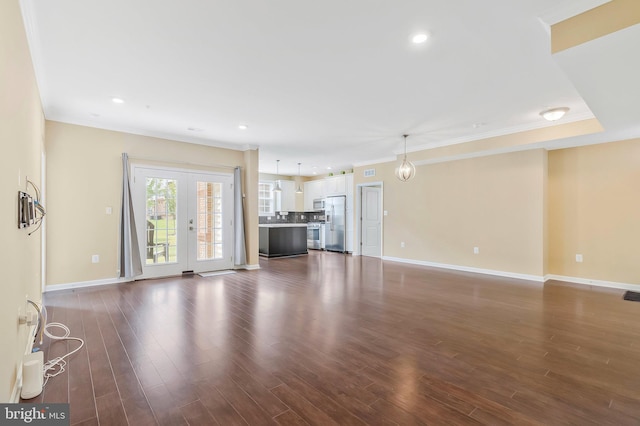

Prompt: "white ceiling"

[20,0,630,176]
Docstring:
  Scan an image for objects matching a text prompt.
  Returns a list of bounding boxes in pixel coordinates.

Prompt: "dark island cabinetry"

[259,225,308,258]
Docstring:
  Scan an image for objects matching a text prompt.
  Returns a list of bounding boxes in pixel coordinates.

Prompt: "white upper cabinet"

[275,180,296,212]
[303,179,325,211]
[325,175,346,196]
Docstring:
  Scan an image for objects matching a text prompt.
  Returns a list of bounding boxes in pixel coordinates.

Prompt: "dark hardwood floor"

[29,251,640,425]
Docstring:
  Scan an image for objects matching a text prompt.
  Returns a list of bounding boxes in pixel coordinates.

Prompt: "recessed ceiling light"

[412,33,429,44]
[327,166,332,170]
[187,127,204,132]
[238,124,248,130]
[472,122,486,129]
[540,107,570,121]
[112,97,124,104]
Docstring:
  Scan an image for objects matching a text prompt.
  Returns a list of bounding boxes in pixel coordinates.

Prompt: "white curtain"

[234,167,247,267]
[119,153,143,278]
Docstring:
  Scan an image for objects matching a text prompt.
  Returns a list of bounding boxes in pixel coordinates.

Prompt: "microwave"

[313,199,325,210]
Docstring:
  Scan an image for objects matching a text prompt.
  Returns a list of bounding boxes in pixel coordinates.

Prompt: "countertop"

[259,223,308,228]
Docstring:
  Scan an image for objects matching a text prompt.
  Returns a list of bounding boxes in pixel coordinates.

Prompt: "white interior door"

[133,166,234,279]
[361,186,382,257]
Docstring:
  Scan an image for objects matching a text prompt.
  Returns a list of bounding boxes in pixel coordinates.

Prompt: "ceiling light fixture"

[238,124,248,130]
[395,134,416,182]
[111,97,124,104]
[540,107,569,121]
[273,160,282,193]
[296,163,303,194]
[412,33,429,44]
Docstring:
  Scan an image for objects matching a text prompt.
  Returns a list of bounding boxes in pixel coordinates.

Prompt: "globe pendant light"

[273,159,282,192]
[296,162,303,194]
[395,134,416,181]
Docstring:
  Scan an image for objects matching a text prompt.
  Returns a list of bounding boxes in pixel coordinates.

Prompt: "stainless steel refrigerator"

[324,195,346,253]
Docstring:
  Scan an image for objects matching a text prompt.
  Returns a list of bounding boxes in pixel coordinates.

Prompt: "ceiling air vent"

[363,168,376,177]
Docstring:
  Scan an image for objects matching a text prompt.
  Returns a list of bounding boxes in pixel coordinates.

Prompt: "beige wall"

[548,139,640,284]
[45,121,257,287]
[354,138,640,287]
[551,0,640,53]
[0,0,45,401]
[355,150,546,277]
[243,149,259,266]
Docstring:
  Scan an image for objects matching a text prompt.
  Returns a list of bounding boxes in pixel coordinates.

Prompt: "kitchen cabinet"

[325,175,346,196]
[275,180,295,212]
[259,224,308,257]
[303,179,325,210]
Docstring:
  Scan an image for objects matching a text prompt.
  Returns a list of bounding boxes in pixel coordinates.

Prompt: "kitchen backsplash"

[259,211,325,224]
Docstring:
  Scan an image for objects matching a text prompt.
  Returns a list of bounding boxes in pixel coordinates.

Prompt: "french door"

[133,166,234,279]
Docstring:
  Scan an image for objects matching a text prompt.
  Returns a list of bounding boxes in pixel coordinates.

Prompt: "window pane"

[196,181,223,260]
[145,177,177,265]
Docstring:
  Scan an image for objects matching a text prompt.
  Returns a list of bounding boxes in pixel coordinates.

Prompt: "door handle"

[189,226,194,231]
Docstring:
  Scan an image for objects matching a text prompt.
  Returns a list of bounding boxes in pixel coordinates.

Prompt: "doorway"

[133,166,234,278]
[356,183,383,258]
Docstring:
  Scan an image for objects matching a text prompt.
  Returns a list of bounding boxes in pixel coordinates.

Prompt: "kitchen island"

[259,223,308,258]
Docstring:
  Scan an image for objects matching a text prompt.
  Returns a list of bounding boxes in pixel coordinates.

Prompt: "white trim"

[401,113,596,156]
[45,277,133,292]
[45,116,247,153]
[353,156,397,168]
[10,325,37,403]
[383,256,545,283]
[544,274,640,291]
[235,264,260,271]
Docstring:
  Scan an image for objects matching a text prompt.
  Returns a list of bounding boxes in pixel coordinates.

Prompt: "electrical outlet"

[576,254,583,263]
[474,247,479,254]
[105,206,112,215]
[92,255,100,263]
[400,242,405,248]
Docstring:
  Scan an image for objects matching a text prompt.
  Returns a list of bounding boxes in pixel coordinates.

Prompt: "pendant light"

[296,162,303,194]
[273,159,282,192]
[395,134,416,182]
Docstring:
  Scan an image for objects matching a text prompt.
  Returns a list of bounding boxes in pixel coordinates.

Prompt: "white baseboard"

[10,325,37,403]
[382,256,545,283]
[544,274,640,291]
[380,256,640,291]
[45,277,133,292]
[242,264,261,270]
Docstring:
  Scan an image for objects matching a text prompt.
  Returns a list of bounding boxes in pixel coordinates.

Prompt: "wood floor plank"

[193,380,248,426]
[228,363,289,418]
[95,391,128,426]
[215,377,277,425]
[180,400,219,426]
[145,384,188,426]
[37,252,640,424]
[273,409,309,425]
[270,383,340,426]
